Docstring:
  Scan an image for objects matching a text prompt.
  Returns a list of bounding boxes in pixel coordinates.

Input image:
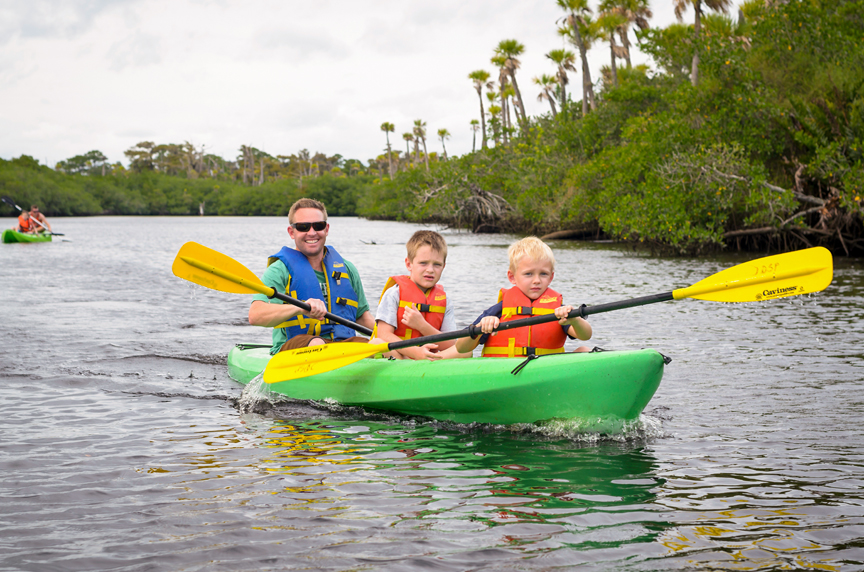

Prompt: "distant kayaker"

[16,211,35,233]
[248,198,375,354]
[374,230,464,360]
[455,237,592,357]
[29,205,51,233]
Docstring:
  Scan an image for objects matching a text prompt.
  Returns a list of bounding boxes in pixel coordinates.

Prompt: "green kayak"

[227,344,667,425]
[2,229,52,243]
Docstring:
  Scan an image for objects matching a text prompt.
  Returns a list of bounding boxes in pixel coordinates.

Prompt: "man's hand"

[304,298,327,320]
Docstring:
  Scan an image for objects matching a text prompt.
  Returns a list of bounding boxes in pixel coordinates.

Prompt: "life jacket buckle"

[417,303,431,313]
[516,306,532,316]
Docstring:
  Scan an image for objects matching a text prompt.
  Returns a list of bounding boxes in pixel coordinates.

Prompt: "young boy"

[455,236,592,357]
[375,230,460,360]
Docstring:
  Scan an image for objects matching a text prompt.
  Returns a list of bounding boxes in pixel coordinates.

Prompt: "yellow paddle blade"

[673,247,833,302]
[172,242,274,296]
[263,342,389,383]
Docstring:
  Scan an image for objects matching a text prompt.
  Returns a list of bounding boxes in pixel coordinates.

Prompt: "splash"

[511,413,666,443]
[237,373,276,414]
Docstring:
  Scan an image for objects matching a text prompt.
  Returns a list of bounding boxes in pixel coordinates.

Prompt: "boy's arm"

[555,305,592,341]
[376,320,441,361]
[401,306,455,350]
[454,309,501,354]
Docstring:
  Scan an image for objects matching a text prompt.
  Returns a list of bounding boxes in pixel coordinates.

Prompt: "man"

[29,205,51,233]
[248,198,375,354]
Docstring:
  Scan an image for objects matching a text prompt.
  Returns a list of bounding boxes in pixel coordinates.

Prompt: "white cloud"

[0,0,737,168]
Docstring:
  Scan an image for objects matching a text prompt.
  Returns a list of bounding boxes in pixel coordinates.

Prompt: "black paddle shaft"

[388,291,675,351]
[268,290,374,336]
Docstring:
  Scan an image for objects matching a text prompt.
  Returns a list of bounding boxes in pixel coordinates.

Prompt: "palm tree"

[380,122,395,177]
[468,70,491,149]
[402,132,414,168]
[556,0,597,115]
[605,0,653,68]
[533,74,558,116]
[413,120,429,172]
[487,104,503,146]
[595,11,628,87]
[545,48,576,111]
[437,129,451,160]
[470,119,480,152]
[490,55,512,141]
[673,0,732,86]
[494,39,528,128]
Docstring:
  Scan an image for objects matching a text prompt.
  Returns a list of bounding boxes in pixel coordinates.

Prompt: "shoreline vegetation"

[1,0,861,255]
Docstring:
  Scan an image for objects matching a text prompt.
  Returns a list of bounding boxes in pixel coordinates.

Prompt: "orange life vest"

[18,214,32,232]
[481,286,567,358]
[379,275,446,340]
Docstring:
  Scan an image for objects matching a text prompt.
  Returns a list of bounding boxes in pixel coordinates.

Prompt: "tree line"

[368,0,864,255]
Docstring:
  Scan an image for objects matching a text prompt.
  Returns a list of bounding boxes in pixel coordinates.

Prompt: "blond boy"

[455,237,592,356]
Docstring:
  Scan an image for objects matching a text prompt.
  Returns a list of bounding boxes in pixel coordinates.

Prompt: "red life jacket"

[18,214,32,232]
[481,286,566,358]
[379,275,446,340]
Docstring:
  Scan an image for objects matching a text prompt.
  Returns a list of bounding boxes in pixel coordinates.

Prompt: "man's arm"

[356,310,375,332]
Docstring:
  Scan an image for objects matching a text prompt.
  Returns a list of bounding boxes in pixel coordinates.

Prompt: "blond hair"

[406,230,448,262]
[288,198,327,224]
[508,237,555,273]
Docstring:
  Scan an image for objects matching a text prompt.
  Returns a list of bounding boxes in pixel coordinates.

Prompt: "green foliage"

[360,0,863,253]
[0,156,367,217]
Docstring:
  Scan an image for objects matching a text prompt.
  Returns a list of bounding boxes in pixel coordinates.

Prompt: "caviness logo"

[435,295,446,301]
[755,285,804,300]
[333,262,344,268]
[539,296,558,303]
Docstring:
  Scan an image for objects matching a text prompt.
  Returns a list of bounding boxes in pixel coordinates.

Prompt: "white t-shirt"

[375,283,457,333]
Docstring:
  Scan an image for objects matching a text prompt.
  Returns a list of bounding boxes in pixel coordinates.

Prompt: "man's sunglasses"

[291,221,327,232]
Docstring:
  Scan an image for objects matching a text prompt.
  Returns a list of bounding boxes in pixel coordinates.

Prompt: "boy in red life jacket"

[455,237,592,358]
[16,211,34,233]
[375,230,463,360]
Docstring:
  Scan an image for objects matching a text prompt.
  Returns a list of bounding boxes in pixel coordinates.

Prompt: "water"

[1,216,863,571]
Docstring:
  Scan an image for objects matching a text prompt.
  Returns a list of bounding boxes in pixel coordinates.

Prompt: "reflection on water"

[248,417,673,563]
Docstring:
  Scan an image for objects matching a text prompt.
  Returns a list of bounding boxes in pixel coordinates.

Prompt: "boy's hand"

[402,343,441,361]
[401,305,429,331]
[479,316,500,334]
[555,305,576,325]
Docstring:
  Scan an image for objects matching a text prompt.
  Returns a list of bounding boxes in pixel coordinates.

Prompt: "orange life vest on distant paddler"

[17,214,32,232]
[481,286,567,358]
[380,275,446,340]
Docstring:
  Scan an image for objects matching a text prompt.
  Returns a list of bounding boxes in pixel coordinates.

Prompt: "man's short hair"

[508,237,555,273]
[288,198,327,224]
[406,230,447,262]
[30,205,39,210]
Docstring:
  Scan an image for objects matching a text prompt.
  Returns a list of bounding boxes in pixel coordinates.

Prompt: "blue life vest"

[267,246,359,340]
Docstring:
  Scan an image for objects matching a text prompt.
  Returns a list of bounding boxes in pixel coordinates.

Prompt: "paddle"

[171,241,374,336]
[262,246,833,384]
[1,197,64,236]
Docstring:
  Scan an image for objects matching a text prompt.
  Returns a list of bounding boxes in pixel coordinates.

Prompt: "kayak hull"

[228,345,666,425]
[2,229,52,243]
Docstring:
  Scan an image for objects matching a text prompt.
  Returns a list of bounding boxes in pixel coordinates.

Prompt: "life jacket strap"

[398,300,445,314]
[501,306,555,320]
[481,345,565,358]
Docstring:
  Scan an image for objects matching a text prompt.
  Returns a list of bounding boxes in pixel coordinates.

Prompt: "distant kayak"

[228,344,667,425]
[2,229,52,243]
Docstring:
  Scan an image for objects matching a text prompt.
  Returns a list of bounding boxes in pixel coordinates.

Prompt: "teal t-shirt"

[252,257,370,354]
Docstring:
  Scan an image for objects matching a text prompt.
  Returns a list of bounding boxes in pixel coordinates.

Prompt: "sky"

[1,0,708,169]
